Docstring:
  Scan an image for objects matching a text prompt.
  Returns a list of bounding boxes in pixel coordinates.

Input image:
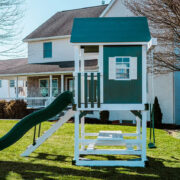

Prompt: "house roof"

[24,5,108,41]
[0,59,97,76]
[71,17,151,43]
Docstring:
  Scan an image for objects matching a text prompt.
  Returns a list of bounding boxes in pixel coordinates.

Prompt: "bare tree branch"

[0,0,25,58]
[124,0,180,73]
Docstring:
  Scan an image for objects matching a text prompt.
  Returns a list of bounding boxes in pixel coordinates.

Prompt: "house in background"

[0,59,27,99]
[0,0,179,125]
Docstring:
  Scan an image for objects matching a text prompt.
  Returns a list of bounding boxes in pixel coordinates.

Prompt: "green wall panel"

[103,46,142,104]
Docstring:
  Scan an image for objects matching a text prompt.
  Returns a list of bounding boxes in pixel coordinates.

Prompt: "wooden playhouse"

[71,17,157,167]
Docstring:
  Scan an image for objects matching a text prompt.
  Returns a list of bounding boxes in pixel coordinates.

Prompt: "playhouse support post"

[16,76,19,99]
[81,116,85,150]
[74,111,80,162]
[98,45,104,104]
[141,111,147,162]
[136,116,141,150]
[74,46,80,105]
[81,48,85,103]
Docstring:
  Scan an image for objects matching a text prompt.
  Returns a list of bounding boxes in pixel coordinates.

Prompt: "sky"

[1,0,111,60]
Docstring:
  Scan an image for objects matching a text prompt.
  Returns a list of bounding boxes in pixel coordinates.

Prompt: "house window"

[0,80,2,88]
[39,78,58,97]
[10,80,15,87]
[43,42,52,58]
[40,79,49,97]
[52,79,58,97]
[116,57,130,80]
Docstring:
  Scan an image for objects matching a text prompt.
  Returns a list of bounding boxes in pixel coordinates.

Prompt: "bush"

[0,100,6,119]
[5,100,27,119]
[100,111,110,123]
[152,96,163,128]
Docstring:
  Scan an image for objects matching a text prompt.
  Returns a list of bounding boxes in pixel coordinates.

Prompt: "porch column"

[8,80,10,98]
[49,75,53,101]
[61,74,64,93]
[16,76,18,99]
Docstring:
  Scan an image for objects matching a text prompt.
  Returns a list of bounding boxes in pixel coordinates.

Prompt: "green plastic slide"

[0,91,73,151]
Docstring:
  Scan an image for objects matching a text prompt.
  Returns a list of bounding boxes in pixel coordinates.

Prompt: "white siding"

[148,73,174,124]
[28,38,74,64]
[104,0,135,17]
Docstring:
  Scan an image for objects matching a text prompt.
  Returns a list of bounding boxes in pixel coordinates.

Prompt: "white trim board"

[100,0,117,17]
[72,42,150,46]
[0,71,73,77]
[23,35,71,42]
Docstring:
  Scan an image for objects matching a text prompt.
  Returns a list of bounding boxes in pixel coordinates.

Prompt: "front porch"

[0,73,74,108]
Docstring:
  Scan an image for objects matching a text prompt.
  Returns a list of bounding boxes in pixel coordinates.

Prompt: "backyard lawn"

[0,120,180,180]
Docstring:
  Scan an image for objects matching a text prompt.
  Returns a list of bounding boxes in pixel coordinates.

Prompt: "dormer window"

[43,42,52,58]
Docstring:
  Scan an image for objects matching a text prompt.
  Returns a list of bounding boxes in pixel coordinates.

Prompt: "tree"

[124,0,180,73]
[152,96,163,128]
[0,0,24,58]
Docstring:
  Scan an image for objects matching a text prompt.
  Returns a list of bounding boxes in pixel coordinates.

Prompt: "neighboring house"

[0,0,179,125]
[0,59,27,99]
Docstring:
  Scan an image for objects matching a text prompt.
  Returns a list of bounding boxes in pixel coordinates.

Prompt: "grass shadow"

[0,156,179,180]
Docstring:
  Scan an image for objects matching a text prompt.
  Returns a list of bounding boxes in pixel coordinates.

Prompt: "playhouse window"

[116,57,130,80]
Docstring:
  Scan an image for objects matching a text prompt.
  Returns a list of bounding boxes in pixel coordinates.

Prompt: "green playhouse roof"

[71,17,151,43]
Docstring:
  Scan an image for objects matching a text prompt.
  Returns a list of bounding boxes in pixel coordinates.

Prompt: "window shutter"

[130,57,137,80]
[109,57,116,80]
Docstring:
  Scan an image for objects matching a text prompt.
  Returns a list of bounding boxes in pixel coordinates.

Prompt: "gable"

[102,0,135,17]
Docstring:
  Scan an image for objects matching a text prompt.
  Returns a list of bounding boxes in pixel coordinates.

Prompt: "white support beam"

[136,116,141,150]
[61,74,64,93]
[74,111,80,161]
[142,45,147,104]
[16,76,18,99]
[76,160,145,167]
[141,111,147,161]
[74,45,80,72]
[81,116,85,151]
[99,45,104,103]
[80,49,85,103]
[49,75,53,101]
[80,149,142,155]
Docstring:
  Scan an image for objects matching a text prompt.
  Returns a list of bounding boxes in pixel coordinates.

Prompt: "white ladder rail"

[21,109,75,157]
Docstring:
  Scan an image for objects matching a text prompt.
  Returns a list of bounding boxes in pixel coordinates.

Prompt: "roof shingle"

[24,5,107,40]
[0,59,97,76]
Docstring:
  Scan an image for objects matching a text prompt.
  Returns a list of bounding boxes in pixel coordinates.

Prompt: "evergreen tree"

[152,97,163,128]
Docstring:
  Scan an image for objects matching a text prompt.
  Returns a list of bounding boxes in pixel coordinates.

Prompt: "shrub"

[100,111,110,123]
[0,100,6,119]
[5,100,27,119]
[152,96,163,128]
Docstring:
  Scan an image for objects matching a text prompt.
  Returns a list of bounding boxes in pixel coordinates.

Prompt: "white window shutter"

[130,57,137,80]
[109,57,116,80]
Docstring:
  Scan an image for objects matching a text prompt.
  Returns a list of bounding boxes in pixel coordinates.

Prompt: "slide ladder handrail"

[21,109,75,157]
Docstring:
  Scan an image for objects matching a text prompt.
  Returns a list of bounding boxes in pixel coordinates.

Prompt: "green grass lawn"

[0,120,180,180]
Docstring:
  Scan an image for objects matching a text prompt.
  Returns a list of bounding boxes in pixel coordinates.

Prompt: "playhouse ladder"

[21,109,75,157]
